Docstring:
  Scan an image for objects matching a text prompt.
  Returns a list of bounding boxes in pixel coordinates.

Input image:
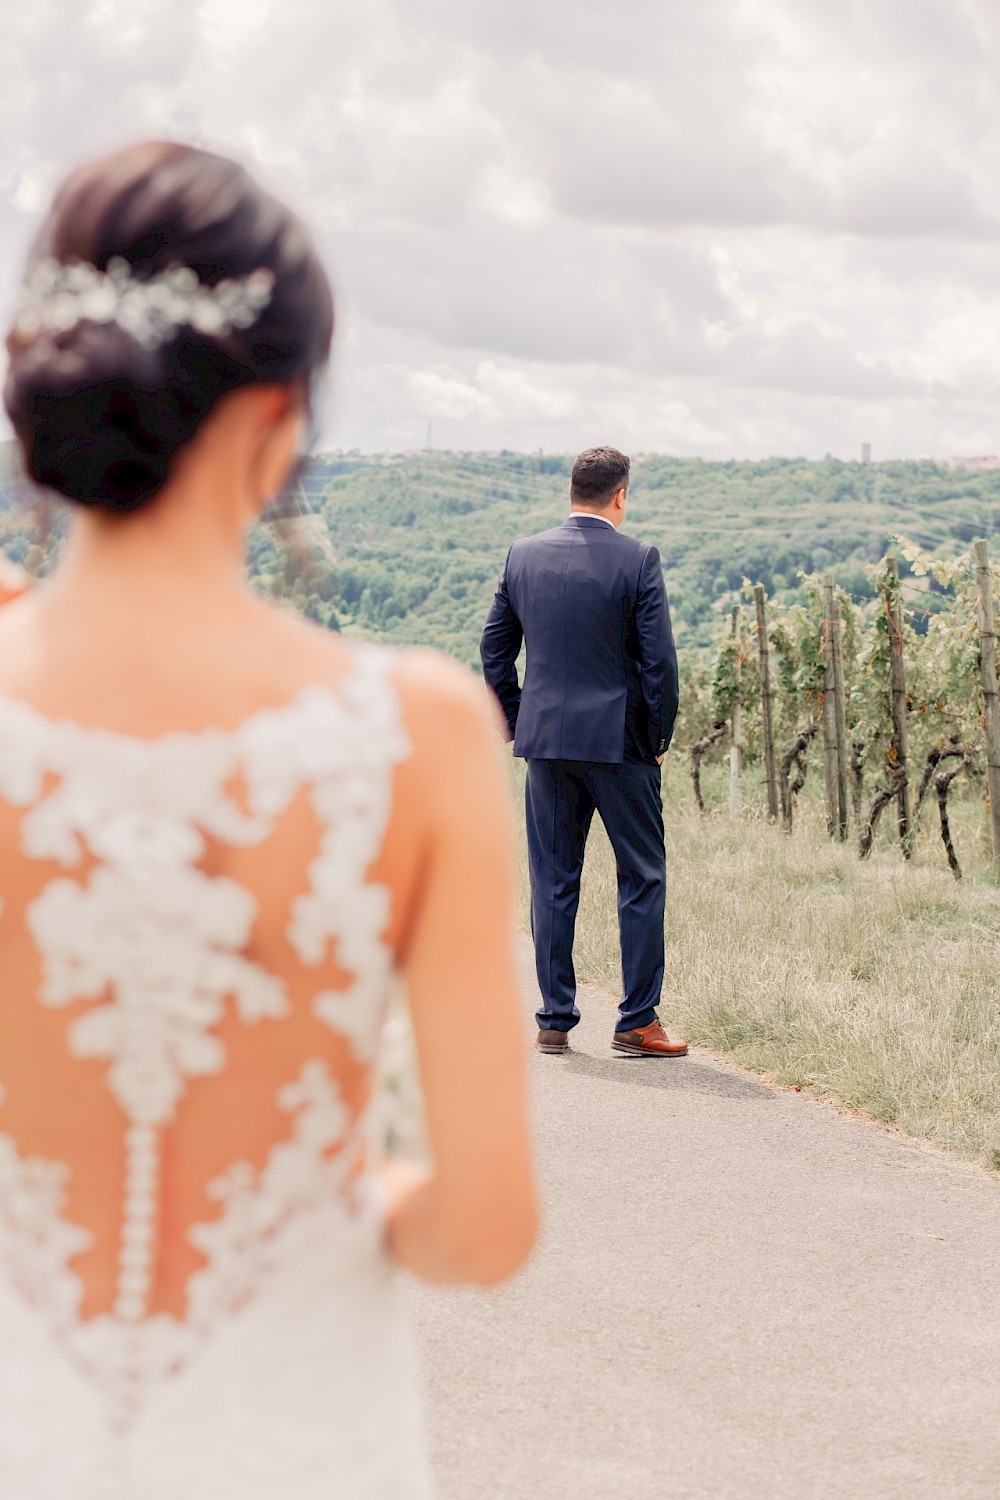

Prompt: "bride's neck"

[44,466,259,622]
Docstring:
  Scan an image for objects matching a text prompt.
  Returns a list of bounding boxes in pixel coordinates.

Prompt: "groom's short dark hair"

[570,446,630,508]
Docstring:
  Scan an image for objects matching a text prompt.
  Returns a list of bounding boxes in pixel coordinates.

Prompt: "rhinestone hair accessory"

[13,256,276,351]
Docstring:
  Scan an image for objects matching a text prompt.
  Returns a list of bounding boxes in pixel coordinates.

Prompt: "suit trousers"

[524,758,666,1033]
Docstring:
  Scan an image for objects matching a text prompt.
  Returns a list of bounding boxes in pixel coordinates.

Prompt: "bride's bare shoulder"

[391,647,503,762]
[257,613,499,748]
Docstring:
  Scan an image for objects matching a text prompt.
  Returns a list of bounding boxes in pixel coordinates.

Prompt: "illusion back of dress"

[0,646,433,1500]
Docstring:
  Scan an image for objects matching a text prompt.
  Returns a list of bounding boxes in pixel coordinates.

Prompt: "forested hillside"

[3,443,999,664]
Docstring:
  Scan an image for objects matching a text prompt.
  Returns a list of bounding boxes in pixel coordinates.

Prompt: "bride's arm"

[386,651,537,1286]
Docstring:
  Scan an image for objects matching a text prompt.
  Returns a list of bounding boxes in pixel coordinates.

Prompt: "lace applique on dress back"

[0,647,410,1436]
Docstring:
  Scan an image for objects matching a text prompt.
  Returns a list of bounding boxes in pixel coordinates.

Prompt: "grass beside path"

[509,759,1000,1171]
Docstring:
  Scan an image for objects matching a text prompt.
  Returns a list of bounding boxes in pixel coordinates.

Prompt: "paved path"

[407,936,1000,1500]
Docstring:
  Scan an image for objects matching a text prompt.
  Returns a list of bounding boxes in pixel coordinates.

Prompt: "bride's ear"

[0,555,30,607]
[247,385,306,516]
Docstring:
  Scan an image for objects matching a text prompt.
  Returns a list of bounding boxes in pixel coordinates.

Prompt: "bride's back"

[0,637,406,1319]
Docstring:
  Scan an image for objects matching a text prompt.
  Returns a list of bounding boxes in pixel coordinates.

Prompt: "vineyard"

[2,459,998,1160]
[2,443,999,884]
[681,538,1000,882]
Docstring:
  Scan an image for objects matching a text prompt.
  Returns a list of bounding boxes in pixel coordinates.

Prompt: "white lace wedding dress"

[0,647,434,1499]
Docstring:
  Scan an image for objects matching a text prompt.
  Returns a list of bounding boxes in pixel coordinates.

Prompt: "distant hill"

[3,444,999,664]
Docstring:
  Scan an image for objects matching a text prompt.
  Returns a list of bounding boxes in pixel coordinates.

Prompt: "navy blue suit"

[480,514,679,1033]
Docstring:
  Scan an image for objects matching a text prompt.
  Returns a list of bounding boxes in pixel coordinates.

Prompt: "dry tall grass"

[509,756,1000,1169]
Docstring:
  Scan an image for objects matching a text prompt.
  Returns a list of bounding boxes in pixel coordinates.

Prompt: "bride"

[0,141,536,1498]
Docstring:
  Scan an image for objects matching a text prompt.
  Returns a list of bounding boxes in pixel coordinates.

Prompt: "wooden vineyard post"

[820,582,839,837]
[886,558,912,856]
[849,740,865,822]
[973,539,1000,870]
[825,578,849,839]
[780,725,817,834]
[691,722,727,813]
[754,585,779,821]
[729,606,742,815]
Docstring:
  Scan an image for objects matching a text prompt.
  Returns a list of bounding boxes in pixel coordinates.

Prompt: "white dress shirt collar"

[570,512,616,527]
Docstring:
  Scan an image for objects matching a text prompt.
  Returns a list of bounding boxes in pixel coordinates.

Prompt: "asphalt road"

[406,934,1000,1500]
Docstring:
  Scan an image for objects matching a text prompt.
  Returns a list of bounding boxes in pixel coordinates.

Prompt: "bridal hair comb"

[13,256,276,351]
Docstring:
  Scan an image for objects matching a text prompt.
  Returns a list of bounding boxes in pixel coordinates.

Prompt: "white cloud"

[1,0,1000,457]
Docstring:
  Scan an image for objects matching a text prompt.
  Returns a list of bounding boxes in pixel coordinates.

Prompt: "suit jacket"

[479,514,679,763]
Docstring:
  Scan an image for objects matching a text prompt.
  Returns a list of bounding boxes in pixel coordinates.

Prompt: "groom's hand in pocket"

[655,754,665,766]
[483,684,516,751]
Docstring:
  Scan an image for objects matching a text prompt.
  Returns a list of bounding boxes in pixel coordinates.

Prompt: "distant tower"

[425,419,433,451]
[861,442,872,464]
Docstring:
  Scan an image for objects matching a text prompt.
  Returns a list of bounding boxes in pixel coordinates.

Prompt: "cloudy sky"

[3,0,1000,457]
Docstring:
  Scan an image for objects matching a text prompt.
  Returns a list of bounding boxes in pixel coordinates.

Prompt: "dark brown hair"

[4,141,334,514]
[570,445,630,509]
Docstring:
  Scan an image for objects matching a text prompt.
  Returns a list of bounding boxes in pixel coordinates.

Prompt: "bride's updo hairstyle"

[4,141,333,514]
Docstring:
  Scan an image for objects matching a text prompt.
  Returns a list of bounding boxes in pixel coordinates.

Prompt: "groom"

[480,446,687,1058]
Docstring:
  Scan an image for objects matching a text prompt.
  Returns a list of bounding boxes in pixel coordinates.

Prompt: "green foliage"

[767,584,829,737]
[307,450,1000,667]
[683,539,997,820]
[2,438,997,850]
[3,443,1000,670]
[710,605,759,727]
[894,537,997,759]
[848,557,907,777]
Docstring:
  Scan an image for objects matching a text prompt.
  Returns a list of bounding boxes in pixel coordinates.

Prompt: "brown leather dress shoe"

[536,1029,569,1054]
[612,1020,688,1057]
